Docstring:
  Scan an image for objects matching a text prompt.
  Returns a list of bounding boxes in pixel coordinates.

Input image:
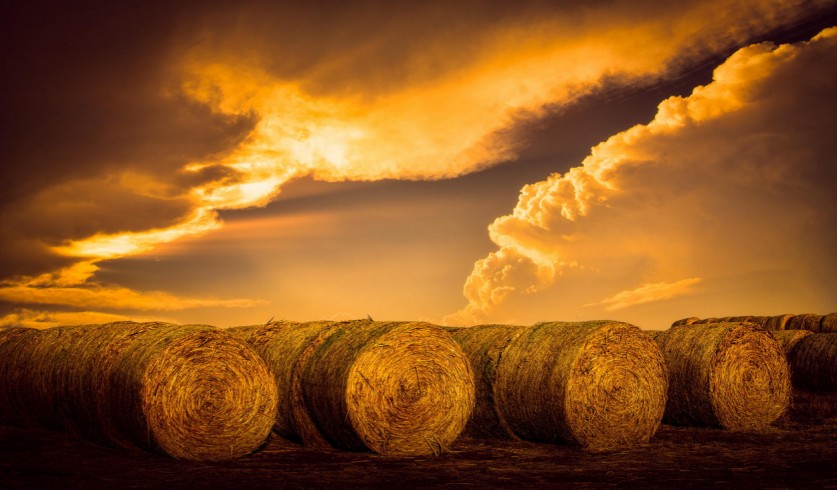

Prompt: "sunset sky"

[1,1,835,330]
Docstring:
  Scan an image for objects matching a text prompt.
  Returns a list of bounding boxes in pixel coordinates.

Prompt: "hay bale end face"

[495,321,668,451]
[0,327,39,427]
[449,324,525,439]
[787,333,837,392]
[302,321,475,456]
[653,322,790,430]
[108,324,278,460]
[1,322,277,461]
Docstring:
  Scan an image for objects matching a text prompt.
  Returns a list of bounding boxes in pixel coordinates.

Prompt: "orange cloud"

[589,278,702,311]
[448,28,837,327]
[2,1,830,324]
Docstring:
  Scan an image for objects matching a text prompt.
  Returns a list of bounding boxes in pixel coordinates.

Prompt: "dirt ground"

[1,391,836,489]
[2,409,836,489]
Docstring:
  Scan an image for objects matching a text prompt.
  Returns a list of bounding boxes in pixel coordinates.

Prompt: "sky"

[1,0,835,330]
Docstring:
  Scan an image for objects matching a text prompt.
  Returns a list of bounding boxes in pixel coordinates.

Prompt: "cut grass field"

[2,401,835,489]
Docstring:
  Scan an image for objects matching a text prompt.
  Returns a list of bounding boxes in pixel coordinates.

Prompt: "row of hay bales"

[226,320,476,456]
[673,312,837,333]
[0,323,278,461]
[0,319,802,460]
[669,313,837,393]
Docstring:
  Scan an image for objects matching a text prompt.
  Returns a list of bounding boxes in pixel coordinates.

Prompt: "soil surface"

[2,414,836,489]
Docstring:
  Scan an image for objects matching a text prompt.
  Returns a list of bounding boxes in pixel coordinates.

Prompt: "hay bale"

[449,324,526,439]
[819,313,837,333]
[652,322,790,430]
[301,321,475,456]
[494,321,668,450]
[785,314,824,332]
[105,323,278,460]
[786,333,837,392]
[770,330,814,355]
[0,327,39,427]
[763,314,793,330]
[671,317,699,327]
[289,322,347,449]
[1,322,277,460]
[227,321,339,443]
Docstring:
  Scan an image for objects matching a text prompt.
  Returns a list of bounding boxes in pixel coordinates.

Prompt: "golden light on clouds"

[0,1,834,328]
[447,27,837,326]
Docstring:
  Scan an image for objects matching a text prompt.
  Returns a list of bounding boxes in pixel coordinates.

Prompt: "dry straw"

[227,320,338,444]
[448,324,525,439]
[786,333,837,391]
[785,314,824,332]
[652,322,790,430]
[0,327,39,427]
[763,314,793,330]
[770,330,813,355]
[0,322,278,461]
[301,321,475,456]
[671,317,699,327]
[820,313,837,333]
[492,321,668,451]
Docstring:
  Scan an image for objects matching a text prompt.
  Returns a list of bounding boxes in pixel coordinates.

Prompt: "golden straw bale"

[301,321,475,456]
[290,322,347,449]
[0,327,39,427]
[104,323,277,460]
[770,330,814,355]
[671,317,699,327]
[763,314,793,330]
[495,321,668,451]
[449,324,525,439]
[819,313,837,333]
[786,333,837,392]
[652,323,790,430]
[785,314,824,332]
[227,321,338,442]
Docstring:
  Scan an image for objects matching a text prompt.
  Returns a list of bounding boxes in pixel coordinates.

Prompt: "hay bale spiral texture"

[301,321,475,456]
[495,321,668,451]
[0,322,278,461]
[786,333,837,392]
[449,324,525,439]
[652,323,790,430]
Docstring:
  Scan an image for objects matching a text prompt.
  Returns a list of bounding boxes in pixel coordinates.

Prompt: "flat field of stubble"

[2,399,835,489]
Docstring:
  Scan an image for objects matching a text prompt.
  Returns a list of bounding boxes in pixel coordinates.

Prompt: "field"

[2,409,835,489]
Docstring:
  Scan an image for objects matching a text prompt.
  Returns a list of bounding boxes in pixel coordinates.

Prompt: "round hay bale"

[786,333,837,392]
[819,313,837,333]
[671,317,699,327]
[227,321,338,442]
[449,324,526,439]
[289,322,348,449]
[0,327,39,427]
[785,314,823,332]
[652,322,790,430]
[104,323,278,460]
[495,321,668,451]
[763,314,793,331]
[301,321,475,456]
[770,330,814,356]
